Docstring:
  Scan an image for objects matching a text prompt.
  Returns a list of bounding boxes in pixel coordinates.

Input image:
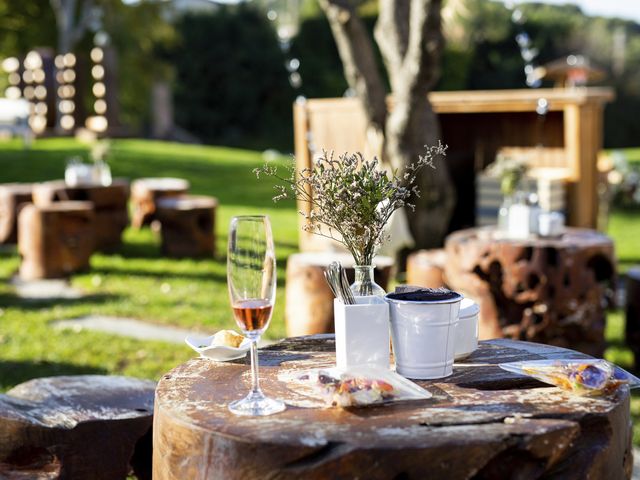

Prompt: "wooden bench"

[155,195,218,258]
[131,178,190,229]
[32,179,129,253]
[0,183,33,245]
[0,375,156,479]
[18,201,95,280]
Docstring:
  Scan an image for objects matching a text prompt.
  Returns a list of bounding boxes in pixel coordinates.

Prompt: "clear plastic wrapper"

[499,359,640,396]
[293,366,432,407]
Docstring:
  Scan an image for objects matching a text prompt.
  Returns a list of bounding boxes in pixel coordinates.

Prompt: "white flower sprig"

[255,143,446,265]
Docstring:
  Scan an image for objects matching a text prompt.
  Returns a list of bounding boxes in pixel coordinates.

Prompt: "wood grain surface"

[154,336,632,479]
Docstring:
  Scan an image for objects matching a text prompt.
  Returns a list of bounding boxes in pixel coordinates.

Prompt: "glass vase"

[498,195,514,233]
[350,265,386,298]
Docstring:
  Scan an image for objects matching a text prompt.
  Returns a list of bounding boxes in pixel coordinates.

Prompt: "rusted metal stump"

[0,183,33,245]
[285,253,394,337]
[155,195,218,258]
[18,201,95,280]
[32,179,130,252]
[153,336,632,479]
[130,178,190,229]
[0,375,156,479]
[625,267,640,367]
[444,227,616,357]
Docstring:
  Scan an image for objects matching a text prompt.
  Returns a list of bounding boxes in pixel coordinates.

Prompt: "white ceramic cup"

[454,298,480,360]
[385,292,462,379]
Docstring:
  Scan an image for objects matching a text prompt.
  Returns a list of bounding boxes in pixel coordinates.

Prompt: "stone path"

[10,277,84,300]
[53,315,276,347]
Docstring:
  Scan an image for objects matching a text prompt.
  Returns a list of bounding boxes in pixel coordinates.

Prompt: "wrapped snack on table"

[294,366,432,408]
[499,359,640,397]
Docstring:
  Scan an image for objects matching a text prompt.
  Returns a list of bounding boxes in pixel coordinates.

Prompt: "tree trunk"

[320,0,456,248]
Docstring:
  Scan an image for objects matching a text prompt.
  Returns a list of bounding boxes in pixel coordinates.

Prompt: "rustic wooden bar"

[153,336,632,479]
[293,88,614,249]
[444,226,616,357]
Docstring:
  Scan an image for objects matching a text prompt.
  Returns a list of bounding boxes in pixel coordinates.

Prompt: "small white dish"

[185,334,251,361]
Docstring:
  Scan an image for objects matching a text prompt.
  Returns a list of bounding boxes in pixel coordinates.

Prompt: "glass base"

[228,390,286,416]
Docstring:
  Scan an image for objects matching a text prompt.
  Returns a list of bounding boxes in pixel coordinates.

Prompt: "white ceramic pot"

[454,298,480,360]
[334,296,390,369]
[385,292,462,379]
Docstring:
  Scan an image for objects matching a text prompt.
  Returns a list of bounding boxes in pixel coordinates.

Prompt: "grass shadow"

[0,292,122,311]
[0,360,107,392]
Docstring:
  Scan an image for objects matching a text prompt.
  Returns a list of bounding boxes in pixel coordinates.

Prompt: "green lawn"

[0,138,298,389]
[1,138,639,443]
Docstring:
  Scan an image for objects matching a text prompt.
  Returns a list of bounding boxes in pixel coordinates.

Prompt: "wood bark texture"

[0,375,156,479]
[444,227,616,357]
[153,336,632,479]
[0,183,33,245]
[625,267,640,368]
[155,195,217,258]
[18,201,95,280]
[32,180,129,252]
[318,0,455,248]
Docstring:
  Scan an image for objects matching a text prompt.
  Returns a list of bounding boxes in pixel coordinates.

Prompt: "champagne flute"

[227,215,285,416]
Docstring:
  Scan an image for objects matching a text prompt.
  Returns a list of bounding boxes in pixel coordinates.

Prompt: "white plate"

[185,334,250,361]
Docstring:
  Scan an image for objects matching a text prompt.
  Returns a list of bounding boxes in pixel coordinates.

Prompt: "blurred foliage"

[2,0,640,148]
[171,6,294,150]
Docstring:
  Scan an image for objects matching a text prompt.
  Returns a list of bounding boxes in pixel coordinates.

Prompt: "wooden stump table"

[156,195,218,258]
[0,375,156,479]
[18,201,95,280]
[0,183,33,244]
[130,177,190,229]
[444,227,616,357]
[154,336,632,479]
[32,179,130,252]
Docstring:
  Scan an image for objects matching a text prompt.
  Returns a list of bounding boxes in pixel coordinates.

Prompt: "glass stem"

[250,338,261,395]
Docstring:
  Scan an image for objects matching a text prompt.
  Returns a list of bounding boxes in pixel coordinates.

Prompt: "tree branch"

[318,0,387,136]
[374,0,410,91]
[71,0,95,46]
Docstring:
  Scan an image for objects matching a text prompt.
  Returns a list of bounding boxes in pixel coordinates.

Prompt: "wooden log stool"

[285,252,394,337]
[32,180,129,252]
[18,201,95,280]
[0,375,156,479]
[0,183,33,245]
[130,178,190,229]
[155,195,218,258]
[445,226,616,357]
[625,267,640,367]
[406,248,448,288]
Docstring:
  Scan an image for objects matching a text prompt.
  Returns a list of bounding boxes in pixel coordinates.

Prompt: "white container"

[334,296,390,369]
[386,292,462,379]
[455,298,480,360]
[538,211,565,237]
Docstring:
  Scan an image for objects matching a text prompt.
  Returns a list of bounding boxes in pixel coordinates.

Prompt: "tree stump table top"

[153,335,632,480]
[444,226,616,357]
[0,375,156,479]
